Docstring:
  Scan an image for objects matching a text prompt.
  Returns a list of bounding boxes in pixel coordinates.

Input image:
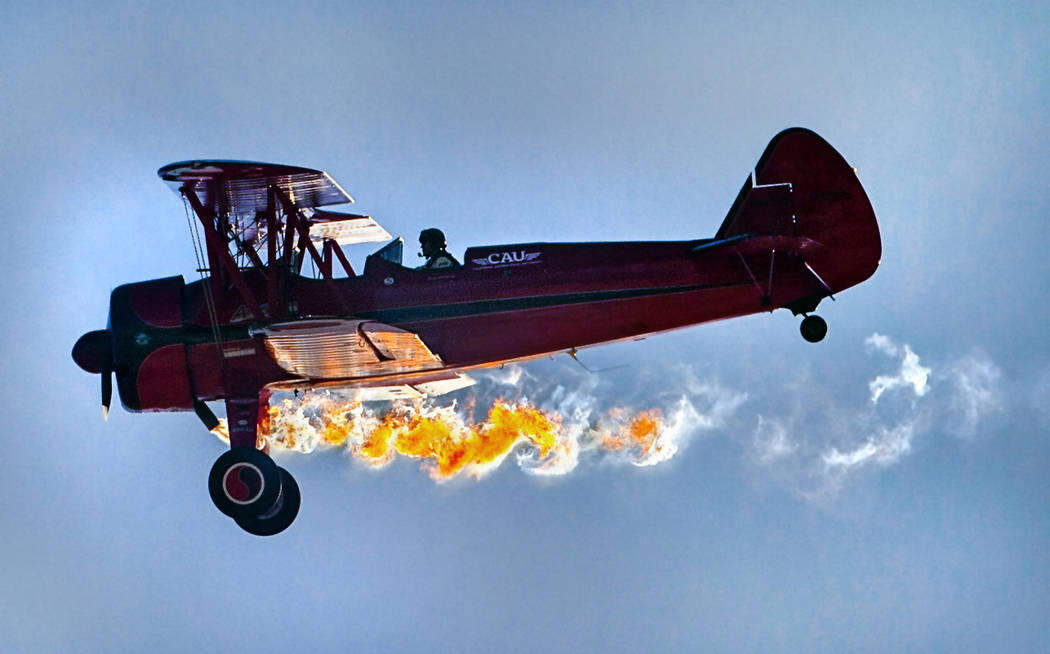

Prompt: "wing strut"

[802,260,835,301]
[181,184,264,320]
[322,239,355,277]
[266,189,281,318]
[735,251,772,306]
[271,186,352,314]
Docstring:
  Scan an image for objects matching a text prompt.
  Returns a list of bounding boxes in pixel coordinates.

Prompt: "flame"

[211,389,686,480]
[600,408,662,455]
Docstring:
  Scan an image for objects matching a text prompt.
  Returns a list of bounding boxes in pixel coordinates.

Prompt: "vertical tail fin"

[715,128,881,294]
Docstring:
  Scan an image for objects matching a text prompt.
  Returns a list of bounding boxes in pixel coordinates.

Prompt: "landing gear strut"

[800,314,827,343]
[208,448,300,536]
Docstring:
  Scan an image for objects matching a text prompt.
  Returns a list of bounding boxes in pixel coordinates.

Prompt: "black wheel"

[208,447,281,520]
[234,468,301,536]
[800,315,828,343]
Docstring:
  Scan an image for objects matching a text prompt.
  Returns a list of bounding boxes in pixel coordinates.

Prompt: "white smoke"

[822,420,918,471]
[865,333,931,403]
[752,416,797,464]
[486,365,525,387]
[944,353,1002,438]
[744,334,1012,499]
[503,363,747,475]
[679,369,749,432]
[801,335,933,494]
[1033,366,1050,427]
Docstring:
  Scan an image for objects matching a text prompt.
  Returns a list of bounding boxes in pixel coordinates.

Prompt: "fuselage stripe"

[357,282,745,324]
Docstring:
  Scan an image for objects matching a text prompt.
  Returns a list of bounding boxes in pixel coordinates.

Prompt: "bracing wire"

[183,195,224,353]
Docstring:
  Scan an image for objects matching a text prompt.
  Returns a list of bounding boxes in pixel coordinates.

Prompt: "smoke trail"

[750,334,1007,499]
[209,333,1004,496]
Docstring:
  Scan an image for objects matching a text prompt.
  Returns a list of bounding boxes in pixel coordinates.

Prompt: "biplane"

[72,128,880,535]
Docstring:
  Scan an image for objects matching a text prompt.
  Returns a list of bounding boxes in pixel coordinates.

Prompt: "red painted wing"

[157,160,353,215]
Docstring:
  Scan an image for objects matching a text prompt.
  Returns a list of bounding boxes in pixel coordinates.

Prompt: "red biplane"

[73,128,880,535]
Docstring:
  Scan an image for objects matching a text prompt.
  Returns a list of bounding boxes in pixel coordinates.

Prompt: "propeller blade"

[102,367,112,421]
[73,329,114,420]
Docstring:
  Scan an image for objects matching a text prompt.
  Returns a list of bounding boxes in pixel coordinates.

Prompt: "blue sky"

[2,2,1048,652]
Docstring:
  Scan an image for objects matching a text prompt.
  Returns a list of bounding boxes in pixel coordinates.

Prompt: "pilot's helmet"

[419,228,446,249]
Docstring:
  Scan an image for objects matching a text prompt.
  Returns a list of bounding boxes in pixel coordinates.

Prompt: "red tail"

[715,128,881,295]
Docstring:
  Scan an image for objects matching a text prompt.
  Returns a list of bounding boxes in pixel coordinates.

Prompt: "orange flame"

[600,408,662,456]
[212,390,682,480]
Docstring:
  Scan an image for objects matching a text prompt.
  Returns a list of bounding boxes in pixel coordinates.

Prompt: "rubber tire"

[234,468,301,537]
[800,315,828,343]
[208,448,281,520]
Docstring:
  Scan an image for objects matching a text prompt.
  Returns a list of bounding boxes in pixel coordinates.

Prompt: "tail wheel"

[800,315,828,343]
[208,447,281,520]
[234,468,301,536]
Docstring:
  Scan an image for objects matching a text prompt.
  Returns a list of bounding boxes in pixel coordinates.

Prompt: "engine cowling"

[73,276,195,412]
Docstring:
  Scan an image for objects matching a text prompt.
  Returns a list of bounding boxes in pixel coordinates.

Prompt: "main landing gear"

[799,314,828,343]
[208,447,300,536]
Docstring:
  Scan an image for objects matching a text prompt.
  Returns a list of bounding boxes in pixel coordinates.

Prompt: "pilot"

[416,228,460,270]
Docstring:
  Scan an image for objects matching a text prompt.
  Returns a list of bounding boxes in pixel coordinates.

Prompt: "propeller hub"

[72,330,113,374]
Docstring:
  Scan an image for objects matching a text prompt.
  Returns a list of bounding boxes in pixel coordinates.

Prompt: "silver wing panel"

[307,210,392,246]
[260,319,444,380]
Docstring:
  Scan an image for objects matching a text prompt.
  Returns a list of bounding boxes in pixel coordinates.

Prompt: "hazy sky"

[2,2,1048,652]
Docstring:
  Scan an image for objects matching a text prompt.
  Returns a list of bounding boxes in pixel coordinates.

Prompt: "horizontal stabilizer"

[692,234,827,260]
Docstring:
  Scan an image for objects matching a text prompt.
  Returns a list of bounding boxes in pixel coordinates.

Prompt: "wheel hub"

[222,463,265,504]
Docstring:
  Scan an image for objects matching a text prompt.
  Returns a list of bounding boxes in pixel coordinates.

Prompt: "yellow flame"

[212,391,677,480]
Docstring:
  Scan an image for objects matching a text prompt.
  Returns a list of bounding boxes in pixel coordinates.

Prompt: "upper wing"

[158,160,353,214]
[158,159,390,258]
[159,160,391,322]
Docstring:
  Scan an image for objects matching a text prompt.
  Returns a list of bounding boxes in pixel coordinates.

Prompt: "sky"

[2,1,1049,652]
